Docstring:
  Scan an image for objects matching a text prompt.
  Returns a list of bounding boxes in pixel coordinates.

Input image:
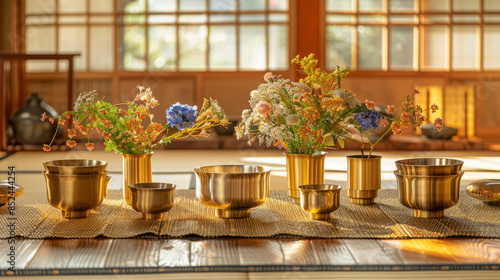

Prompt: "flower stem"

[368,125,392,158]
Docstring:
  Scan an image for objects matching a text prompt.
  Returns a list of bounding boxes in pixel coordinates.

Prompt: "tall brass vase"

[122,153,152,205]
[347,155,381,204]
[285,152,327,204]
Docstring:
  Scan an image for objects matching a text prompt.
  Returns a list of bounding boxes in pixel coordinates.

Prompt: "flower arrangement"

[236,54,365,155]
[352,89,443,157]
[42,86,228,154]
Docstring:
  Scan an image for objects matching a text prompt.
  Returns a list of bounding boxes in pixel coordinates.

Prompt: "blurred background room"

[1,0,499,152]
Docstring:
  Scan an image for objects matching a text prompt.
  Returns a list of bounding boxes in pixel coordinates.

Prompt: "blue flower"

[166,102,198,130]
[354,109,382,132]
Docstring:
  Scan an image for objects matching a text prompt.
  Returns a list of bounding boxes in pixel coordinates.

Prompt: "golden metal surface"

[0,180,23,207]
[285,152,327,204]
[395,158,463,176]
[194,165,271,219]
[394,171,464,218]
[43,172,110,219]
[129,183,176,220]
[299,184,341,220]
[347,155,381,204]
[466,179,500,205]
[43,159,108,175]
[122,153,152,205]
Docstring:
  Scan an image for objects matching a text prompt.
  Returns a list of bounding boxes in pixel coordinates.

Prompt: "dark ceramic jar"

[8,93,60,145]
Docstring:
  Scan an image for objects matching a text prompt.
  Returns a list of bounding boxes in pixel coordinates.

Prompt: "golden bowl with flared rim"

[299,184,342,220]
[394,170,464,218]
[129,182,176,220]
[43,159,108,175]
[43,171,110,219]
[194,165,271,219]
[395,158,463,176]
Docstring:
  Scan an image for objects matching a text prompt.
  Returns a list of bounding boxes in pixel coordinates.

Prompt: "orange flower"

[103,132,112,140]
[304,107,320,121]
[49,118,54,124]
[365,100,376,109]
[65,113,71,119]
[86,142,95,151]
[66,140,77,148]
[434,118,444,131]
[380,117,389,127]
[391,122,403,135]
[59,119,66,125]
[42,144,51,152]
[67,129,77,138]
[41,113,47,121]
[431,103,439,113]
[412,88,420,94]
[386,105,396,114]
[126,118,141,131]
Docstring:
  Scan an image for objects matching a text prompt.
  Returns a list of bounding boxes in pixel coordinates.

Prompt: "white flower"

[334,89,360,108]
[241,109,251,120]
[286,114,300,125]
[273,104,290,116]
[250,90,258,99]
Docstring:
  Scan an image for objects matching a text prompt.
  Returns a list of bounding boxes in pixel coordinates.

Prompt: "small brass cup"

[129,183,176,220]
[43,159,108,175]
[194,165,271,219]
[299,184,342,220]
[394,171,464,218]
[395,158,463,176]
[43,171,110,218]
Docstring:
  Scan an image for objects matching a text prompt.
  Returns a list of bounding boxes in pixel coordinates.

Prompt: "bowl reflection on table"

[0,180,23,207]
[129,182,176,220]
[395,158,463,176]
[43,171,110,219]
[299,184,342,220]
[43,159,108,175]
[394,171,463,218]
[194,165,271,219]
[466,179,500,205]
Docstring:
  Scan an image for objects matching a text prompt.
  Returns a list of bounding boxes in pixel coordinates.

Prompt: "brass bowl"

[129,183,176,220]
[395,158,463,176]
[194,165,271,219]
[466,179,500,205]
[43,159,108,175]
[0,180,23,207]
[43,171,110,219]
[394,171,464,218]
[299,184,342,220]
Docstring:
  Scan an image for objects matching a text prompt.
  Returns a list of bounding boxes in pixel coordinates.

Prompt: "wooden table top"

[1,150,499,279]
[1,237,499,279]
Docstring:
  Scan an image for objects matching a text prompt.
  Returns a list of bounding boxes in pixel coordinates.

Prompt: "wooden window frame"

[321,0,500,74]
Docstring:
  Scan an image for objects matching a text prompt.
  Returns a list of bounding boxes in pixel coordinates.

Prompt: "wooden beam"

[297,0,320,57]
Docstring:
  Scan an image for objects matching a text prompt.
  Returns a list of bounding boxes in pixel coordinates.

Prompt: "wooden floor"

[1,150,500,278]
[1,237,499,278]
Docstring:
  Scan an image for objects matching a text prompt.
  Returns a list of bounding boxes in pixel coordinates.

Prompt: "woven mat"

[0,189,499,239]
